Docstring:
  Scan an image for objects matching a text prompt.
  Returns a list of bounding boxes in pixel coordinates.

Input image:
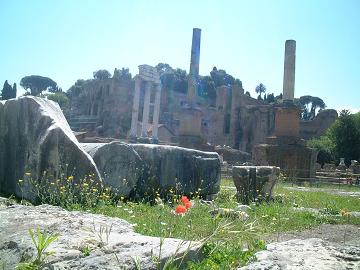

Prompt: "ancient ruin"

[129,65,161,143]
[252,40,318,178]
[65,30,337,160]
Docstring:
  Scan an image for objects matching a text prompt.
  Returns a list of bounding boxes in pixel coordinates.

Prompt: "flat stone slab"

[285,186,360,197]
[240,238,360,270]
[0,203,200,269]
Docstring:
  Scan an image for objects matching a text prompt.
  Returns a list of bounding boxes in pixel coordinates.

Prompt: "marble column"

[141,81,152,138]
[187,28,201,106]
[283,40,296,101]
[130,76,141,138]
[189,28,201,78]
[152,83,162,142]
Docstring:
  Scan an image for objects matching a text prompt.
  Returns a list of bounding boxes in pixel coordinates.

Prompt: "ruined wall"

[66,78,335,153]
[300,109,338,139]
[66,78,133,138]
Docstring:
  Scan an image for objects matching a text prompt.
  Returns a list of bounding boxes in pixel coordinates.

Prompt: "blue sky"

[1,0,359,111]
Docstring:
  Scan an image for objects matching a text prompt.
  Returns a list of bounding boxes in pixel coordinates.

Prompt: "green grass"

[82,179,360,268]
[17,177,360,269]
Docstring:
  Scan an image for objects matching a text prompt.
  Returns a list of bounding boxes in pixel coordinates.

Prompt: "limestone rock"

[0,96,100,201]
[131,144,221,198]
[239,238,360,270]
[82,142,144,197]
[0,203,200,270]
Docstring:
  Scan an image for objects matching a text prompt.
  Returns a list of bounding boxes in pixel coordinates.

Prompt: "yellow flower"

[25,172,31,176]
[92,188,97,192]
[83,183,89,187]
[67,176,74,181]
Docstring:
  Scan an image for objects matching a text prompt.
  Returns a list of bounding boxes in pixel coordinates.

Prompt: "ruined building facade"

[65,76,336,153]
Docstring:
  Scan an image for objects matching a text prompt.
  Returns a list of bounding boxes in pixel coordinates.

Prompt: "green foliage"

[329,110,360,165]
[307,110,360,165]
[298,95,326,120]
[1,80,17,100]
[210,67,235,87]
[93,69,111,80]
[307,135,336,165]
[67,79,86,97]
[113,67,132,81]
[19,171,113,209]
[20,75,59,96]
[46,92,69,108]
[255,83,266,99]
[16,228,59,270]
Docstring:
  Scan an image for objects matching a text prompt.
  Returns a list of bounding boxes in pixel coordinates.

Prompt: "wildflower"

[175,205,187,215]
[160,222,167,226]
[83,183,89,187]
[67,176,74,182]
[340,208,351,218]
[181,196,189,204]
[185,201,192,209]
[25,172,31,176]
[92,188,97,192]
[18,179,23,183]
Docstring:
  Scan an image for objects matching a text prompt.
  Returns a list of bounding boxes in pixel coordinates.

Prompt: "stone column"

[129,76,141,139]
[283,40,296,101]
[152,83,162,142]
[141,81,152,138]
[189,28,201,78]
[187,28,201,106]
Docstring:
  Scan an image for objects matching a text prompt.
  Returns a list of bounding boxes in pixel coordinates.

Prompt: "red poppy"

[181,196,189,204]
[175,205,187,214]
[185,201,192,209]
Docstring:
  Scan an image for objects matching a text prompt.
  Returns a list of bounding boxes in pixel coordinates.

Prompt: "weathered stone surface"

[253,143,317,179]
[232,166,280,204]
[0,203,199,269]
[82,142,144,197]
[0,97,100,201]
[239,238,360,270]
[131,144,221,198]
[214,146,251,165]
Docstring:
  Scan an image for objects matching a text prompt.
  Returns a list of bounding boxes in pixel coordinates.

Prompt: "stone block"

[232,166,280,204]
[0,97,101,202]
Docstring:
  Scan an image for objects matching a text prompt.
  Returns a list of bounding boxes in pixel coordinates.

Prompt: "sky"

[1,0,359,112]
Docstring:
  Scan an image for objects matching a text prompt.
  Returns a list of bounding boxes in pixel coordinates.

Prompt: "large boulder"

[131,144,221,199]
[82,142,144,197]
[0,97,100,201]
[0,202,199,269]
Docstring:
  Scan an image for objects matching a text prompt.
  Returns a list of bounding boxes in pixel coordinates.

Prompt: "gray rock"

[0,203,200,270]
[239,238,360,270]
[0,96,100,202]
[82,142,144,197]
[232,166,279,204]
[131,144,221,198]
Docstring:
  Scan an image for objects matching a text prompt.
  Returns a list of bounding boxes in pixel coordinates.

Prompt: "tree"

[20,75,59,96]
[1,80,16,100]
[46,92,69,108]
[298,95,326,120]
[67,79,86,97]
[329,110,360,165]
[113,68,132,81]
[255,83,266,99]
[93,70,111,80]
[210,67,235,87]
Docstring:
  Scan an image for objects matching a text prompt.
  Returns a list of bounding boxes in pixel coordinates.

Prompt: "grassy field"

[13,176,360,269]
[81,179,360,269]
